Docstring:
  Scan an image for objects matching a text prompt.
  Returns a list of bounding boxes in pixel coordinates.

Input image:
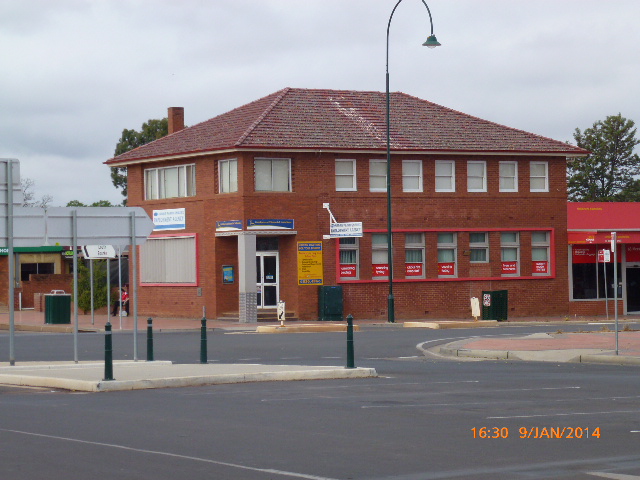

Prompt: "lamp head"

[422,35,441,49]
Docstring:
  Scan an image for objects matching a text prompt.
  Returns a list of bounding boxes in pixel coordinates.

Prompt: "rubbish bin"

[44,291,71,324]
[319,286,343,321]
[481,290,508,321]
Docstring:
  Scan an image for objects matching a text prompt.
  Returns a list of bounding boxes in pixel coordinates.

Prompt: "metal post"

[146,317,154,362]
[346,314,355,369]
[131,211,138,361]
[613,232,619,355]
[72,210,79,363]
[6,160,15,365]
[103,321,114,381]
[200,316,208,364]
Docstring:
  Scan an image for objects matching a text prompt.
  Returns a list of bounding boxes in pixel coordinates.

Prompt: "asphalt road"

[2,324,640,479]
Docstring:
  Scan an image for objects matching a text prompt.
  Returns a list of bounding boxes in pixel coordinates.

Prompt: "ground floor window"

[437,232,457,277]
[571,244,620,299]
[141,235,197,284]
[339,237,359,279]
[20,262,54,282]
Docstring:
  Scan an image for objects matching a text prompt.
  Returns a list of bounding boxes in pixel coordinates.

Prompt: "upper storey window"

[435,160,455,192]
[145,164,196,200]
[219,159,238,193]
[335,159,357,191]
[530,161,549,192]
[255,158,291,192]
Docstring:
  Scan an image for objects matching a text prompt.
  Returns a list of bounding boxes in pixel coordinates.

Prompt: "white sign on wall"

[153,208,186,231]
[329,222,363,238]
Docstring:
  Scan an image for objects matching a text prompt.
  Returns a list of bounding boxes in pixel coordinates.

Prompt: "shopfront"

[568,203,640,316]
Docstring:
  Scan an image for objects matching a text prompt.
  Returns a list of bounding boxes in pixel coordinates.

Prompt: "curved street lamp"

[385,0,440,323]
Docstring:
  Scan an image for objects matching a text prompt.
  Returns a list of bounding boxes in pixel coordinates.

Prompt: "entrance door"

[256,252,279,308]
[626,267,640,312]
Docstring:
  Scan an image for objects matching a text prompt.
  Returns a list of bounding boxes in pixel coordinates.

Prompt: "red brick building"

[106,88,587,322]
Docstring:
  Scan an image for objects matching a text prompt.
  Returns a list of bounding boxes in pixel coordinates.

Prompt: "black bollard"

[200,316,207,364]
[346,314,355,369]
[146,317,154,362]
[103,322,115,381]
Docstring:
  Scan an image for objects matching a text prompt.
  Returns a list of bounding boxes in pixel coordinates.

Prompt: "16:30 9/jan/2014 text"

[471,426,601,439]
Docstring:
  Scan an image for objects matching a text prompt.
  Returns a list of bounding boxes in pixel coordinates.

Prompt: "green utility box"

[44,292,71,324]
[481,290,508,321]
[319,286,343,321]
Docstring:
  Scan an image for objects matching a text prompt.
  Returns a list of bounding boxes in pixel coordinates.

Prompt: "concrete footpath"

[432,330,640,366]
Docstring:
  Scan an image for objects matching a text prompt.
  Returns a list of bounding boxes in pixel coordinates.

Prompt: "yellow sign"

[297,242,323,285]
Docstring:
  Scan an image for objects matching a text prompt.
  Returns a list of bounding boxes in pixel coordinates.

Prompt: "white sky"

[1,0,639,206]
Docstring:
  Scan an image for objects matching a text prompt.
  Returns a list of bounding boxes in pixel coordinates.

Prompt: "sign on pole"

[82,245,117,259]
[329,222,363,238]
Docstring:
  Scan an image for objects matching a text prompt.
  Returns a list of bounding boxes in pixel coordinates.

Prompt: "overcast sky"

[1,0,639,206]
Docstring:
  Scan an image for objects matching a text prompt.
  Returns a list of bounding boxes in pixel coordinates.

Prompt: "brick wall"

[125,151,571,320]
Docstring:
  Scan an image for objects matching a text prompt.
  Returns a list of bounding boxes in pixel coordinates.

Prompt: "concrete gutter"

[256,324,360,333]
[405,320,499,329]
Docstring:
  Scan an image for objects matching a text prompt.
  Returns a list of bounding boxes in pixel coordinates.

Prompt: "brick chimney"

[168,107,184,134]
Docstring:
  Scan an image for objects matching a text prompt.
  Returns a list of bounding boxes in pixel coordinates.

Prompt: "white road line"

[585,472,640,479]
[1,429,340,480]
[488,409,640,419]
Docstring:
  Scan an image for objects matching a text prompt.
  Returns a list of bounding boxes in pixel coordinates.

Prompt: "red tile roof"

[106,87,588,165]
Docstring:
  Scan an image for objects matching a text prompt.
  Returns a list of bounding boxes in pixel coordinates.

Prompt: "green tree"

[112,117,169,201]
[66,200,115,207]
[77,260,108,313]
[568,114,640,201]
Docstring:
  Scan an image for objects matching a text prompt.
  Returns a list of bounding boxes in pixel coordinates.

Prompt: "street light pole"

[385,0,440,323]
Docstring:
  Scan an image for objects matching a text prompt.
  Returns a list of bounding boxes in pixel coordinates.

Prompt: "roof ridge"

[235,87,291,146]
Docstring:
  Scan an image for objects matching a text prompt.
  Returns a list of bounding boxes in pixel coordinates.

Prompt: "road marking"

[585,473,640,479]
[488,409,640,419]
[1,429,340,480]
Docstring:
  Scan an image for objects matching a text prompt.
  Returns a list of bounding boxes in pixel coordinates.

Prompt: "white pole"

[131,212,138,361]
[118,245,122,330]
[90,258,94,325]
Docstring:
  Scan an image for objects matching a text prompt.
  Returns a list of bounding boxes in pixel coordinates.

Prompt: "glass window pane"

[403,161,420,175]
[372,234,388,246]
[435,176,452,190]
[340,237,356,245]
[336,176,354,189]
[271,160,290,191]
[531,163,546,176]
[438,248,455,262]
[406,249,423,262]
[435,162,452,176]
[469,232,486,244]
[336,161,354,175]
[340,250,356,264]
[403,176,420,191]
[470,249,487,262]
[405,233,423,245]
[502,247,518,261]
[372,250,388,263]
[531,177,546,190]
[532,231,548,244]
[501,232,518,244]
[255,160,272,191]
[532,247,548,261]
[438,232,454,244]
[370,161,387,175]
[163,167,179,198]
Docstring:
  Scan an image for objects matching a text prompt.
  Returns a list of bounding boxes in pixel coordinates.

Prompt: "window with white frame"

[501,232,520,276]
[469,232,489,263]
[339,237,359,279]
[369,160,387,192]
[435,160,455,192]
[255,158,291,192]
[141,236,197,284]
[437,232,457,276]
[499,161,518,192]
[219,159,238,193]
[372,233,390,278]
[467,161,487,192]
[145,164,196,200]
[530,161,548,192]
[335,159,357,191]
[531,231,550,275]
[402,160,423,192]
[405,233,425,277]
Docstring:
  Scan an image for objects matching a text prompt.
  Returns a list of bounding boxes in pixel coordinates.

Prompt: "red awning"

[568,231,640,244]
